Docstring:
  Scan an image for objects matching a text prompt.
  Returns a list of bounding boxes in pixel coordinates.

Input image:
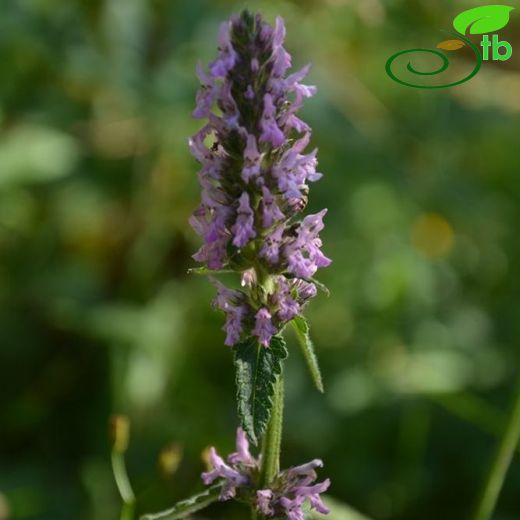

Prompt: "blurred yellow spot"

[0,493,9,520]
[411,213,454,258]
[159,443,183,478]
[201,446,212,469]
[109,415,130,453]
[89,118,148,158]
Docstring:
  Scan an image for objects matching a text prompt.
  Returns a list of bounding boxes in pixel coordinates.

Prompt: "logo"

[385,5,514,89]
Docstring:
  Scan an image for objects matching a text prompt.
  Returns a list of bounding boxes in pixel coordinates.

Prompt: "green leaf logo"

[453,5,514,35]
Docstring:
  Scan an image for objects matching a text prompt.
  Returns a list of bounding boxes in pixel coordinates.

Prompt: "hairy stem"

[260,372,284,487]
[473,376,520,520]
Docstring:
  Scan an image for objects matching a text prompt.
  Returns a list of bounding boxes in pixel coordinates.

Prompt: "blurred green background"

[1,0,519,519]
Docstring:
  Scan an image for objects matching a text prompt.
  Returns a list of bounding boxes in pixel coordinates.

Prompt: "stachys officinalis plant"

[138,10,332,520]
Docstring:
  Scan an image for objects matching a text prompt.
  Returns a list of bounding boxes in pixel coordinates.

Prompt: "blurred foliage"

[1,0,520,519]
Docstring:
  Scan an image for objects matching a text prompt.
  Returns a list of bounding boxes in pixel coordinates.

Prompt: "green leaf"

[233,335,288,444]
[453,5,514,35]
[140,484,222,520]
[187,267,233,275]
[291,316,324,393]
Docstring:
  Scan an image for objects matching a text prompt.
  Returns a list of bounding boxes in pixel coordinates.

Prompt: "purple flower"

[232,192,256,247]
[190,10,330,346]
[275,277,300,322]
[193,63,219,119]
[272,17,292,76]
[202,428,330,518]
[252,308,277,347]
[284,210,332,278]
[211,279,250,346]
[209,22,237,78]
[242,135,261,183]
[260,225,284,265]
[260,93,285,147]
[261,186,284,228]
[211,279,241,311]
[228,427,256,466]
[223,306,247,346]
[253,457,330,518]
[257,489,275,516]
[241,268,257,288]
[245,85,255,99]
[285,458,324,480]
[279,496,306,520]
[202,428,259,501]
[275,459,330,518]
[294,279,318,301]
[202,447,249,500]
[272,132,322,205]
[294,480,331,515]
[220,81,240,128]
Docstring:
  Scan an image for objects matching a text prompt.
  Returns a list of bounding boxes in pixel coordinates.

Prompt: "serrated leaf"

[436,39,465,51]
[140,484,222,520]
[291,316,324,393]
[234,335,288,444]
[453,5,514,35]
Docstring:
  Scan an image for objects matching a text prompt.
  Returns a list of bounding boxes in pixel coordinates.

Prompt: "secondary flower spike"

[189,10,330,347]
[202,428,330,518]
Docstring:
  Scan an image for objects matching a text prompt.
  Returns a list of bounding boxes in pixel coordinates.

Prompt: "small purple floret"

[252,308,277,347]
[232,192,256,247]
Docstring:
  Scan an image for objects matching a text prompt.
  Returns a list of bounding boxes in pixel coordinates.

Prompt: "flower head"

[202,428,330,517]
[190,10,330,347]
[258,458,331,519]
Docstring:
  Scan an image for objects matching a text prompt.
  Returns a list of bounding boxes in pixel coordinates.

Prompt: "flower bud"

[109,414,130,453]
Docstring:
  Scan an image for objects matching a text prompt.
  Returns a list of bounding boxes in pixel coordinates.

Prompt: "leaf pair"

[234,316,324,443]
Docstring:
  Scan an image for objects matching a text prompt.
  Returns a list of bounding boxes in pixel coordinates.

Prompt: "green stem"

[121,502,135,520]
[112,450,135,516]
[259,371,284,487]
[252,273,284,520]
[473,376,520,520]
